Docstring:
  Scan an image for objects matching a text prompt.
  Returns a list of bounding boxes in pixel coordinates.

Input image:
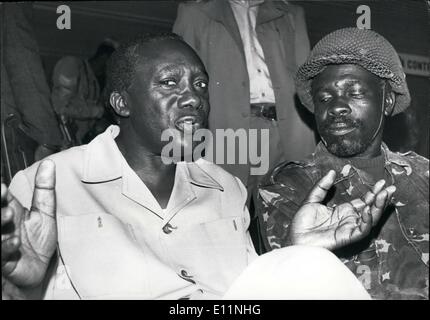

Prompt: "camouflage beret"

[295,27,410,115]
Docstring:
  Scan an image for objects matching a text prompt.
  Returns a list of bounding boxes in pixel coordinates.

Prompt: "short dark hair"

[106,32,183,95]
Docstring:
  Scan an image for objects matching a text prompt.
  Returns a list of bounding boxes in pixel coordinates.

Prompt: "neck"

[353,133,384,159]
[115,124,176,182]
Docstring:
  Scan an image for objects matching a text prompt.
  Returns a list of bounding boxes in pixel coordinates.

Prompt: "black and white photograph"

[1,0,429,308]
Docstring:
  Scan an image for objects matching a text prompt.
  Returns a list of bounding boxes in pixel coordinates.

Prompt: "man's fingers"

[350,199,366,212]
[30,160,56,219]
[1,207,14,228]
[1,183,7,205]
[360,205,371,224]
[359,206,372,232]
[385,185,396,201]
[372,180,386,195]
[1,236,20,262]
[305,170,336,204]
[1,183,13,207]
[363,180,385,205]
[370,189,390,227]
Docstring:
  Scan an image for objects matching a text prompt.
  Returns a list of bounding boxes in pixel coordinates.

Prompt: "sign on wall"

[398,53,430,77]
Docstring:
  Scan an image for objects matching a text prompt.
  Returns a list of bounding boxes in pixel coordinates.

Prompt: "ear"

[109,92,130,117]
[384,90,395,116]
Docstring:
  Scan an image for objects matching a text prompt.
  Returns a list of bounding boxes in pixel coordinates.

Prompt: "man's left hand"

[289,170,396,250]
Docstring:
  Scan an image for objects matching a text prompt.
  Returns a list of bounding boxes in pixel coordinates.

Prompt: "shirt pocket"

[163,216,250,294]
[57,212,150,299]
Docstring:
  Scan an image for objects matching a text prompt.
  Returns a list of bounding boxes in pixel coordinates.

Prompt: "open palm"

[289,170,395,251]
[2,160,57,292]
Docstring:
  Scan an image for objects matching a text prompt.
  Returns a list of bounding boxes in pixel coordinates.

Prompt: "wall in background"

[28,0,429,157]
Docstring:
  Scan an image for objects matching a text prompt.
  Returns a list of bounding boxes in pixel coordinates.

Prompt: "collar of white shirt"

[81,125,224,192]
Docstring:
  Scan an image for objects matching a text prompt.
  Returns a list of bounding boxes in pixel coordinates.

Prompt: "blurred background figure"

[51,39,118,146]
[1,3,64,185]
[174,0,316,252]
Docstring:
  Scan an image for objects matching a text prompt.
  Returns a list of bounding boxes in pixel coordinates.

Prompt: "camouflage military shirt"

[256,142,429,299]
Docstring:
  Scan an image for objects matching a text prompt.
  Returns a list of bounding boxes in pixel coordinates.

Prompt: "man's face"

[124,39,209,156]
[311,64,385,157]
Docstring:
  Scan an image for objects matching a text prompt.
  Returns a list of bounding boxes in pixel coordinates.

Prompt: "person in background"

[1,3,64,185]
[256,28,429,300]
[173,0,316,253]
[51,39,118,146]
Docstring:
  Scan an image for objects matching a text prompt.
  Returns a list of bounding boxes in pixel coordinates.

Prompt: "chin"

[324,138,368,158]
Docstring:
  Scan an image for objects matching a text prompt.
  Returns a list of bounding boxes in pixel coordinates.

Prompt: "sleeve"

[235,177,259,263]
[172,3,202,54]
[255,165,314,251]
[293,6,311,68]
[9,168,35,211]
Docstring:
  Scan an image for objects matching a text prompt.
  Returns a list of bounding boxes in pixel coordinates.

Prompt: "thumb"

[304,170,336,204]
[30,160,56,219]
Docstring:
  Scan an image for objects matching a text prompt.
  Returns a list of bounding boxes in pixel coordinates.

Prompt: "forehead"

[312,64,381,90]
[134,39,206,74]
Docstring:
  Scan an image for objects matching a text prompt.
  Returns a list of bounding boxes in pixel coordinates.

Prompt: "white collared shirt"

[229,0,276,104]
[10,125,257,299]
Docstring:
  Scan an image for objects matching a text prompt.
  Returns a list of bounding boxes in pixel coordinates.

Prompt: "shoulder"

[195,158,247,195]
[176,0,212,17]
[403,151,429,169]
[258,156,318,207]
[10,145,87,196]
[260,154,318,191]
[272,1,305,16]
[389,150,429,180]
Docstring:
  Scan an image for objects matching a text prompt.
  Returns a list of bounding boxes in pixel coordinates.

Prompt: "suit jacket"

[173,0,316,185]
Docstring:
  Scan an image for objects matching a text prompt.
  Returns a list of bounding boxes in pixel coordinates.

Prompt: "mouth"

[327,123,357,136]
[174,115,203,133]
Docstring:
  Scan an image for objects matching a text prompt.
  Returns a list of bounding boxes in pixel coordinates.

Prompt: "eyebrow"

[313,79,362,93]
[157,64,182,74]
[334,79,361,88]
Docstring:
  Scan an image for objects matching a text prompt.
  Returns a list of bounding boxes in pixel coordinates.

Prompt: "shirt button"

[257,69,262,73]
[181,269,190,277]
[261,93,265,97]
[162,223,176,234]
[179,269,196,284]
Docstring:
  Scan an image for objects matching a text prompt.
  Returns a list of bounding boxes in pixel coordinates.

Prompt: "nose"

[327,98,351,117]
[178,89,202,110]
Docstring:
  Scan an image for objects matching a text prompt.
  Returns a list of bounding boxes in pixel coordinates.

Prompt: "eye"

[318,93,332,103]
[195,80,208,89]
[350,91,364,98]
[160,79,177,87]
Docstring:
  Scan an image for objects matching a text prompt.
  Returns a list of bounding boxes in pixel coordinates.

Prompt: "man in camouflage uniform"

[256,28,429,300]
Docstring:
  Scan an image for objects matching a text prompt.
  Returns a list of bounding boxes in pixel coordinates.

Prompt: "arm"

[2,160,57,298]
[255,165,312,251]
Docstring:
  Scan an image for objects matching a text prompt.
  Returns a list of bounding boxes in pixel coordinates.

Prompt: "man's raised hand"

[1,160,57,293]
[289,170,396,250]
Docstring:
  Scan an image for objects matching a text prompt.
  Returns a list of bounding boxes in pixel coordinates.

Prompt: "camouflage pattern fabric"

[256,142,429,300]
